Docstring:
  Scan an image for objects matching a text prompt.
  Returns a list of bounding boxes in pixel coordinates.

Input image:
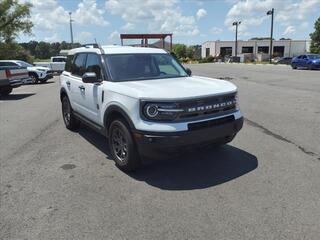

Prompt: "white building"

[201,40,310,59]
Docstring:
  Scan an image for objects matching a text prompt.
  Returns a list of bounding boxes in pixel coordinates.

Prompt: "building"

[201,40,310,59]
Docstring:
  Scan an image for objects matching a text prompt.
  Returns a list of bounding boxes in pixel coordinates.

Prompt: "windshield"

[104,53,188,82]
[17,61,33,67]
[308,55,320,59]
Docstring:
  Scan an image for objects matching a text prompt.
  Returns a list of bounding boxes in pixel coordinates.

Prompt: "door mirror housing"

[185,68,192,76]
[82,72,99,83]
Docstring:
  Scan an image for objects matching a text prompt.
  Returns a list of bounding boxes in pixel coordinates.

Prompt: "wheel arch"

[60,87,68,102]
[104,105,136,134]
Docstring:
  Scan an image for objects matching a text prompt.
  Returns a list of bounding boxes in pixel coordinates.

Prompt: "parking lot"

[1,64,320,239]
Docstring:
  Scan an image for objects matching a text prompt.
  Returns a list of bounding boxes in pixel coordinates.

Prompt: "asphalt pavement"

[0,64,320,240]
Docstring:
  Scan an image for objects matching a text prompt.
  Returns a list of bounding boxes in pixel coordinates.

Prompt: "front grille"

[188,115,235,131]
[175,93,237,121]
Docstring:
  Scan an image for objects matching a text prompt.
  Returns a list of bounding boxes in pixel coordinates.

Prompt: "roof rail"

[81,43,105,54]
[81,43,99,48]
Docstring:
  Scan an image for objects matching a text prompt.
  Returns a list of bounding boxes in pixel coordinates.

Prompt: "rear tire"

[61,96,80,130]
[0,87,12,96]
[108,119,141,171]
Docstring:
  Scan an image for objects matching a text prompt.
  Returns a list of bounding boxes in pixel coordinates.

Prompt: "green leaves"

[310,17,320,54]
[0,0,33,43]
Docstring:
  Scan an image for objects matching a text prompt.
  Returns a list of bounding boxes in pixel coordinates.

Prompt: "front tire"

[30,73,38,84]
[291,64,297,69]
[61,96,80,130]
[108,119,141,171]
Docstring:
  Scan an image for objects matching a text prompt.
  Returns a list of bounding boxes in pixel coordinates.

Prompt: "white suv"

[60,45,243,171]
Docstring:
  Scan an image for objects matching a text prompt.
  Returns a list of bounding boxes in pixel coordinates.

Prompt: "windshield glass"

[104,53,188,82]
[17,61,33,67]
[308,55,320,59]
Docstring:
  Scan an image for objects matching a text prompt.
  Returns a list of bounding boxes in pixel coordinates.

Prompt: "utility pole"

[69,12,74,45]
[267,8,274,63]
[232,21,241,58]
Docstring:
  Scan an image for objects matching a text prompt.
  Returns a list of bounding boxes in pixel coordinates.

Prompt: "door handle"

[79,85,85,91]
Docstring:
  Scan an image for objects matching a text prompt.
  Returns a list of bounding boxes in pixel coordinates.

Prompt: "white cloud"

[73,0,109,26]
[105,0,199,36]
[196,9,207,20]
[20,0,108,41]
[121,22,135,31]
[210,27,223,35]
[225,0,320,38]
[283,26,295,35]
[75,31,93,43]
[107,30,120,44]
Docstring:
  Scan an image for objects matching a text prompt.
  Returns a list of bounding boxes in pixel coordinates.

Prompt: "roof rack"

[81,43,105,54]
[81,43,99,48]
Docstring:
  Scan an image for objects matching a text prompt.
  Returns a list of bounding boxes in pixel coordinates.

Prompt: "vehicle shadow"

[0,93,35,100]
[78,125,258,191]
[29,80,55,85]
[129,145,258,190]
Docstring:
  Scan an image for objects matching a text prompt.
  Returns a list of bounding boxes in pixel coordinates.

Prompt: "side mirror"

[185,68,192,76]
[82,72,99,83]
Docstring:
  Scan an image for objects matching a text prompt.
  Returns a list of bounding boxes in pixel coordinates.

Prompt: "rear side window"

[52,57,66,62]
[0,62,18,67]
[71,53,87,77]
[65,55,74,72]
[85,54,102,79]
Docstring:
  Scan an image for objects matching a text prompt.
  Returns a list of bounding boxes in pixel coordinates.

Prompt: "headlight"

[142,102,183,121]
[36,68,46,72]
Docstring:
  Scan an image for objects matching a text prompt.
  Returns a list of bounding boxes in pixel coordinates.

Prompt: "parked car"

[0,66,30,96]
[34,56,66,73]
[291,54,320,70]
[60,45,243,171]
[0,60,53,84]
[274,57,292,65]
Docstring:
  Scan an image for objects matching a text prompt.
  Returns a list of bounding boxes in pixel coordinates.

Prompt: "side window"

[65,55,74,72]
[0,62,18,67]
[71,53,87,77]
[302,55,307,59]
[85,54,102,79]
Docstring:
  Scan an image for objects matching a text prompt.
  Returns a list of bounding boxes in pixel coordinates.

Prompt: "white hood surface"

[112,76,237,100]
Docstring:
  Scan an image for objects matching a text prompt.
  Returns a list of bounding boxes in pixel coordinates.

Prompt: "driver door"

[77,53,103,124]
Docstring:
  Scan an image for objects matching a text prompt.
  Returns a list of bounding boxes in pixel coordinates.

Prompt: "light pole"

[267,8,274,63]
[69,12,74,45]
[232,21,241,58]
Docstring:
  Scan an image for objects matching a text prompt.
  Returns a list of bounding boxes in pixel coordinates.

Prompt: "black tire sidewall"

[108,119,140,171]
[62,96,79,130]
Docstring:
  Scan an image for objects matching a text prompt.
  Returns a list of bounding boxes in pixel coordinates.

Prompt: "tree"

[0,0,33,43]
[172,44,187,59]
[310,17,320,54]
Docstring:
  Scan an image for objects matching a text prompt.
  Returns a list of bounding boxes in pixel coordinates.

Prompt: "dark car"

[291,54,320,70]
[274,57,292,65]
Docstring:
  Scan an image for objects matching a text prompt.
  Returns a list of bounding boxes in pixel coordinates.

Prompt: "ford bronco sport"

[60,44,243,171]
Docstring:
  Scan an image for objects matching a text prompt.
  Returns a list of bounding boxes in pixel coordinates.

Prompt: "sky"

[19,0,320,45]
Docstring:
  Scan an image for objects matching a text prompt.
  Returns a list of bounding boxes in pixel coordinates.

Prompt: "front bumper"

[135,116,244,157]
[38,72,54,80]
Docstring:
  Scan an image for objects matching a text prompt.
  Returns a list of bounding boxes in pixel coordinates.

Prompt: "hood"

[27,66,50,71]
[111,76,237,100]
